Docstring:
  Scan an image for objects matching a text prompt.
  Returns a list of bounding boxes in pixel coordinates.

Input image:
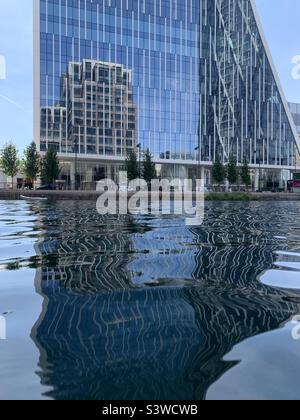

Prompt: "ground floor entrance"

[55,158,295,192]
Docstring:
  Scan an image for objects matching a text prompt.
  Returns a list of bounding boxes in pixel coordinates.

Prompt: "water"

[1,200,300,400]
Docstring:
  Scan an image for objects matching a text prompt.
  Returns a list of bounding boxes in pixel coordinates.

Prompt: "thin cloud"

[0,94,23,109]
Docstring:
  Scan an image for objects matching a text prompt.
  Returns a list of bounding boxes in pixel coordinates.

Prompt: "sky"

[0,0,299,152]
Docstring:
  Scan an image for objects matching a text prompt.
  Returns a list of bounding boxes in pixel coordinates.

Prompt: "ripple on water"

[260,269,300,290]
[260,250,300,290]
[1,200,300,400]
[0,201,41,269]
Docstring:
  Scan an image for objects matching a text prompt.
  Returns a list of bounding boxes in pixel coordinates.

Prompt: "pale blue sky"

[0,0,299,151]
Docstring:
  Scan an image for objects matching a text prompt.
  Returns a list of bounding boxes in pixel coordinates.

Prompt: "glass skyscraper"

[34,0,300,186]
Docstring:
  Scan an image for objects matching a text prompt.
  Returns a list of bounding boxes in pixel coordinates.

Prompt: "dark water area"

[1,200,300,400]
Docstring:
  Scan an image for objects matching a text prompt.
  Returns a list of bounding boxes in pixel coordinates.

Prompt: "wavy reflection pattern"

[33,284,297,400]
[31,201,300,400]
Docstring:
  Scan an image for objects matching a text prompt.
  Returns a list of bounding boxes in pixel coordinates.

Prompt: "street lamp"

[195,146,200,179]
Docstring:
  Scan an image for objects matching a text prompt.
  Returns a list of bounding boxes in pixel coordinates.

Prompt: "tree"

[23,142,40,188]
[240,158,251,190]
[40,148,60,185]
[142,149,156,186]
[227,155,238,185]
[0,143,20,189]
[125,151,139,181]
[212,156,226,189]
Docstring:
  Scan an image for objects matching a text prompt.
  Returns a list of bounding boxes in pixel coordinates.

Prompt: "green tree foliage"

[212,156,226,187]
[240,158,251,189]
[142,149,156,186]
[227,155,238,185]
[40,148,60,185]
[23,142,40,187]
[0,143,20,188]
[125,151,139,181]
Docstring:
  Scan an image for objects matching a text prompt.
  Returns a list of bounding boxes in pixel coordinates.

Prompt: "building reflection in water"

[30,202,299,400]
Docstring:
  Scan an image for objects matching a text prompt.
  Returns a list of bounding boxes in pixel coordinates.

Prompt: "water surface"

[0,200,300,400]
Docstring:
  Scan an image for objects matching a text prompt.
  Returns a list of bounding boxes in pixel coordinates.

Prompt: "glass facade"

[289,103,300,168]
[200,0,298,167]
[35,0,299,173]
[37,0,201,163]
[40,60,137,156]
[289,103,300,135]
